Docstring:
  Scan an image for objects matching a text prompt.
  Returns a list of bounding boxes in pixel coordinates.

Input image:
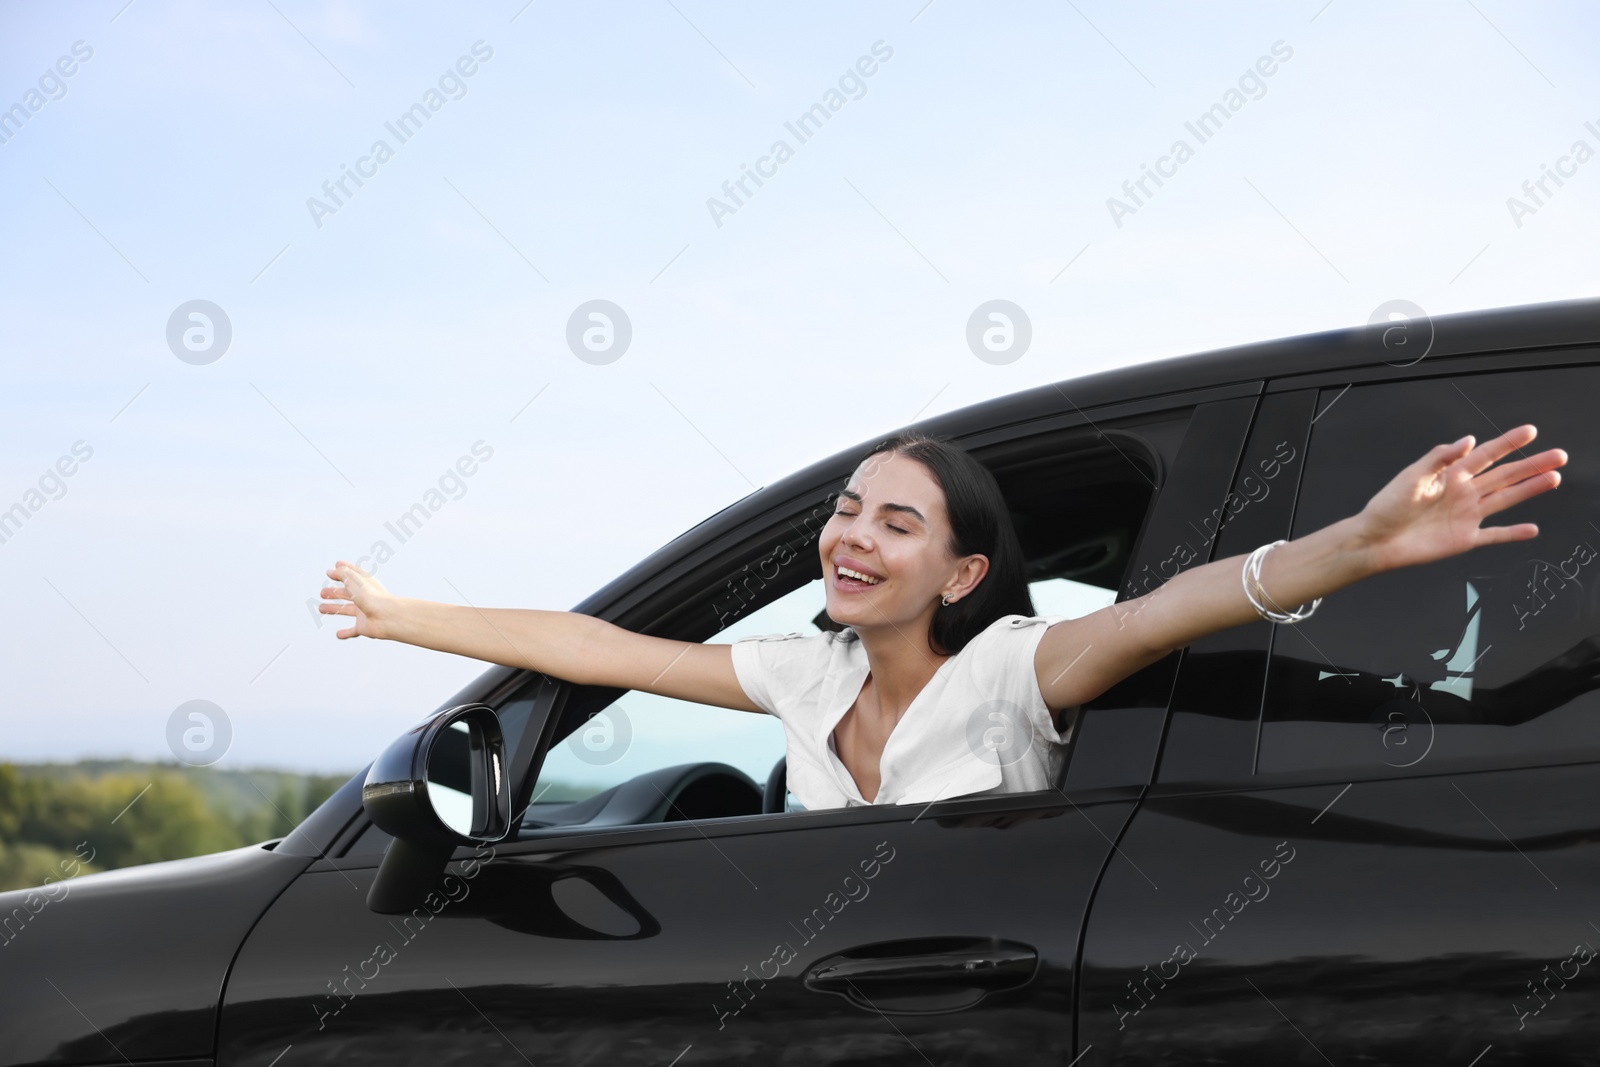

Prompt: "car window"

[1257,363,1600,775]
[526,582,810,812]
[507,426,1161,836]
[522,571,1121,820]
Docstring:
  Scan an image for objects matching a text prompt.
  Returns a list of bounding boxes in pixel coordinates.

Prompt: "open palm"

[1360,424,1568,574]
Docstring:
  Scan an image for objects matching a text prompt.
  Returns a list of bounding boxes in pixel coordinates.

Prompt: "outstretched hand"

[1358,424,1568,574]
[319,559,397,640]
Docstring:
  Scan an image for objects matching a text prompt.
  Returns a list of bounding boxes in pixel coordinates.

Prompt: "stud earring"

[941,594,954,606]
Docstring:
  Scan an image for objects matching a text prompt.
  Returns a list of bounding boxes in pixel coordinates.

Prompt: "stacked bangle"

[1242,539,1322,624]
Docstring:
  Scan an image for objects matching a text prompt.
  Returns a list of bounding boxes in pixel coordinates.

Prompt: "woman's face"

[818,452,988,636]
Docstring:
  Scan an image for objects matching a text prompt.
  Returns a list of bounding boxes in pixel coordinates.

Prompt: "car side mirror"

[362,702,511,913]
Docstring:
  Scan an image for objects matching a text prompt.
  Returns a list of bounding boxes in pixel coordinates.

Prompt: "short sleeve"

[977,614,1075,744]
[728,632,835,720]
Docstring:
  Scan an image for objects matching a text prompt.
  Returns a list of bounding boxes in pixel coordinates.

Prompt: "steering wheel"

[761,756,788,814]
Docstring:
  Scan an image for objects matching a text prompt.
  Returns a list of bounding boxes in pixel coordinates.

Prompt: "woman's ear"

[952,554,990,599]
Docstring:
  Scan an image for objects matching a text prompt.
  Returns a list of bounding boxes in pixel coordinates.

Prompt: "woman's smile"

[833,557,885,593]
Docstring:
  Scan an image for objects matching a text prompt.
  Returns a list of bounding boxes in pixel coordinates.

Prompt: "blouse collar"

[812,633,1001,805]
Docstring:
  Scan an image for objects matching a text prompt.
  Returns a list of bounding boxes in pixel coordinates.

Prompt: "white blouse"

[729,614,1081,810]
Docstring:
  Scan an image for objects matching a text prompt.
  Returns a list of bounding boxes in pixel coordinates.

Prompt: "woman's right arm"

[320,560,762,713]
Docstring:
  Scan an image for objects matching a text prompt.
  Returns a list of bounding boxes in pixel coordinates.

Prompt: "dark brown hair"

[851,431,1036,655]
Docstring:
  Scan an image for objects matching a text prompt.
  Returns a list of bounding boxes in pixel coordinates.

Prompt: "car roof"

[930,293,1600,433]
[575,294,1600,619]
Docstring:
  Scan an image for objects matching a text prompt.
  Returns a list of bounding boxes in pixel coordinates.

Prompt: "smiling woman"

[823,433,1036,660]
[319,422,1567,811]
[792,432,1060,803]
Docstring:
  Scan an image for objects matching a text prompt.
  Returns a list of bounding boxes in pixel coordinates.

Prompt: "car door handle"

[803,936,1038,1014]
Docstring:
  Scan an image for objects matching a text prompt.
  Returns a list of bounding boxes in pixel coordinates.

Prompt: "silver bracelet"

[1242,539,1321,624]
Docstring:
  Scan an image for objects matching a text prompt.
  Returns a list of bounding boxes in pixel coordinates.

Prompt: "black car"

[8,297,1600,1066]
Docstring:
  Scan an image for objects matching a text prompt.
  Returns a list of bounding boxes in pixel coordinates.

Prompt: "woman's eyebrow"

[839,488,926,524]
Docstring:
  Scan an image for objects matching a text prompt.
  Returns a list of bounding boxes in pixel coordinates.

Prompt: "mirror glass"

[426,719,477,836]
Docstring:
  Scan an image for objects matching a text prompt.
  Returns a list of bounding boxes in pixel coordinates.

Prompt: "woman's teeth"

[838,567,882,585]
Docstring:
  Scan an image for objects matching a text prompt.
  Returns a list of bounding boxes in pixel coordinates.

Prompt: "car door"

[216,386,1260,1066]
[1078,357,1600,1065]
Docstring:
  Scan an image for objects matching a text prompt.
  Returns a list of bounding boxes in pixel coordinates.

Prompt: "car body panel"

[218,800,1132,1065]
[1079,358,1600,1064]
[0,844,311,1066]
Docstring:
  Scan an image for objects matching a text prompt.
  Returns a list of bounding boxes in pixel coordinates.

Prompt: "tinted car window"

[1257,363,1600,775]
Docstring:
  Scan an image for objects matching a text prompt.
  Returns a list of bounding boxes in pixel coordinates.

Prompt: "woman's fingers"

[1481,466,1562,515]
[1429,434,1474,470]
[320,578,353,609]
[1474,446,1568,496]
[320,559,387,640]
[1475,521,1541,548]
[1458,423,1539,476]
[326,560,365,582]
[321,561,361,637]
[324,560,371,594]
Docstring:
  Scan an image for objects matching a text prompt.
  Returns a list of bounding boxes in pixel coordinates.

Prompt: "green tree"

[0,762,358,893]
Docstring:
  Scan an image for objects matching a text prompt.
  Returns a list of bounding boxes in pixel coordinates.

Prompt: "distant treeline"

[0,760,350,893]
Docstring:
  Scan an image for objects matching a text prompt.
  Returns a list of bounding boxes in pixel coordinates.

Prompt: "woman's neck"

[854,622,950,719]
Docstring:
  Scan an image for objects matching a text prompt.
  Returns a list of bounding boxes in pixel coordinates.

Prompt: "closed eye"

[835,508,909,535]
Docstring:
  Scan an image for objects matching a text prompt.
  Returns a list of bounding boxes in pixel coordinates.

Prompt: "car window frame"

[511,475,1152,832]
[314,382,1263,869]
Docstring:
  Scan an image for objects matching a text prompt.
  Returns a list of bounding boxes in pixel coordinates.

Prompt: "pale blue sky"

[2,0,1597,772]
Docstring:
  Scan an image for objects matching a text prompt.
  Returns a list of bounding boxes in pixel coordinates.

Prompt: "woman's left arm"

[1033,424,1568,713]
